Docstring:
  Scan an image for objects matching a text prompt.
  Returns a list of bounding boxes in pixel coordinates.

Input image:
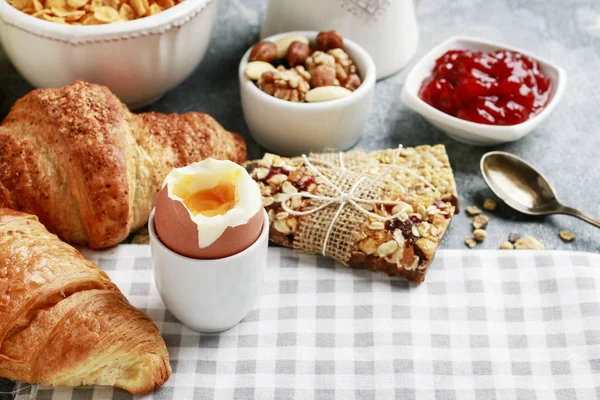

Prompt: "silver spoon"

[480,151,600,228]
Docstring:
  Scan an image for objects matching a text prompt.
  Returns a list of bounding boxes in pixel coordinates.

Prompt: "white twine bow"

[280,145,440,257]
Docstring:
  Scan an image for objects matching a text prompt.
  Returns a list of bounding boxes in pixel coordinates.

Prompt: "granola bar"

[245,145,458,284]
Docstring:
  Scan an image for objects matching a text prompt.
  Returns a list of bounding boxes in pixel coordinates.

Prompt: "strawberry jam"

[419,49,552,125]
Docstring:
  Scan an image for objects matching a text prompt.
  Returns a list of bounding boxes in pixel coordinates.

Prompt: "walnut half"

[257,66,311,102]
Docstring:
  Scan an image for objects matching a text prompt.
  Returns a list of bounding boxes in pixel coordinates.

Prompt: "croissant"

[0,208,171,394]
[0,81,247,249]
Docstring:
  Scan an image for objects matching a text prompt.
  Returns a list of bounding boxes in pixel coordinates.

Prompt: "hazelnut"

[249,41,277,63]
[286,41,310,67]
[311,65,338,87]
[316,30,344,52]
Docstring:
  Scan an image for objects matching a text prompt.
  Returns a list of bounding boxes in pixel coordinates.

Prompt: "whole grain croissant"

[0,81,247,248]
[0,208,171,394]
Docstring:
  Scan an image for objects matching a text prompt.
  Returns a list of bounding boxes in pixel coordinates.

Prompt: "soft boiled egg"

[154,159,264,259]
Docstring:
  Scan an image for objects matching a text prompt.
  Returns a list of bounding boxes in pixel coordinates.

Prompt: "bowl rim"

[148,208,269,265]
[400,35,567,136]
[238,30,377,110]
[0,0,215,43]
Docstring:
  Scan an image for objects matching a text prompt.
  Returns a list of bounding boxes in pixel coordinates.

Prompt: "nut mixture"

[245,30,363,103]
[9,0,181,24]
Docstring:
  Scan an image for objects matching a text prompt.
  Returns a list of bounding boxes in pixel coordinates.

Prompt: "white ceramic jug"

[260,0,419,80]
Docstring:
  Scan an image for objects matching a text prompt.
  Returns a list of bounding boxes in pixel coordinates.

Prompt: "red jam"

[419,49,552,125]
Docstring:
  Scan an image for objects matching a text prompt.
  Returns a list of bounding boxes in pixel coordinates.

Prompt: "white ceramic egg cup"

[149,208,269,332]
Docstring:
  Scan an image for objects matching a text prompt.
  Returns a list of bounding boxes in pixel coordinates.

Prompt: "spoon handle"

[559,206,600,229]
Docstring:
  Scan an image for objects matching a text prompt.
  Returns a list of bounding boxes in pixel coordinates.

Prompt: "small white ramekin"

[0,0,218,108]
[149,208,269,333]
[239,31,376,156]
[400,36,567,146]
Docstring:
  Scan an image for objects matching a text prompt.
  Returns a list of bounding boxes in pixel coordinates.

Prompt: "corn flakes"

[148,2,162,15]
[67,0,87,8]
[10,0,181,25]
[130,0,148,17]
[94,6,119,22]
[118,3,134,20]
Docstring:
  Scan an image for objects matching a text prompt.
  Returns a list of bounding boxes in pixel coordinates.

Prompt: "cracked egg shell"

[154,159,264,259]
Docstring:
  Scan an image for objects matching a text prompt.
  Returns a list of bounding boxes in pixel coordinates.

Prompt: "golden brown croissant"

[0,81,247,248]
[0,208,171,394]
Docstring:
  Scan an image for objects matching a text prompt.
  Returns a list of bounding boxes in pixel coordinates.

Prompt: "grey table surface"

[1,0,599,397]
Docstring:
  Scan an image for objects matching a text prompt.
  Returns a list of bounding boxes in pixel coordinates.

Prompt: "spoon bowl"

[481,151,600,228]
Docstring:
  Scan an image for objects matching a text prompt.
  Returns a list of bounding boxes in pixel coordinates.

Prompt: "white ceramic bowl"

[400,36,567,146]
[149,208,269,333]
[0,0,218,109]
[239,31,376,156]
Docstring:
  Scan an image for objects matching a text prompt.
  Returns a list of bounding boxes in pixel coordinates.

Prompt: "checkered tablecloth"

[10,246,600,400]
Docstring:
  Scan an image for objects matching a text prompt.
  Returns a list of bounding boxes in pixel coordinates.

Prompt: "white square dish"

[400,36,567,146]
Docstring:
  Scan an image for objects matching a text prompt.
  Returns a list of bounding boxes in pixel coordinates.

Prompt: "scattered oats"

[483,198,497,211]
[499,241,514,250]
[473,229,487,242]
[464,236,477,249]
[514,235,545,250]
[508,232,521,243]
[466,205,482,216]
[559,230,576,242]
[472,214,489,230]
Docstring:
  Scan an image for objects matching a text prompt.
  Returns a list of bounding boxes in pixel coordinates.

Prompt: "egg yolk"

[184,181,237,217]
